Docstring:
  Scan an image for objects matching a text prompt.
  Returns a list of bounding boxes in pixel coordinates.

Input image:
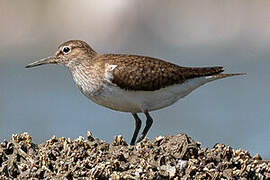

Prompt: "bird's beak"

[25,56,58,68]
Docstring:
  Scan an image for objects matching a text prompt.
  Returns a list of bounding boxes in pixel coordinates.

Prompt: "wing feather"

[99,54,223,91]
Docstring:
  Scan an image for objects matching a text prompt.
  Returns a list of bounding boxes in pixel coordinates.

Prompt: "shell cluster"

[0,132,269,179]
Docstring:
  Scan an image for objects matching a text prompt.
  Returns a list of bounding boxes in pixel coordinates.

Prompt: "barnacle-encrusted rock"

[0,132,269,179]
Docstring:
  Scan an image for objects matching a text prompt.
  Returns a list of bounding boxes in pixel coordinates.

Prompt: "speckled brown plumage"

[55,40,224,91]
[92,54,224,91]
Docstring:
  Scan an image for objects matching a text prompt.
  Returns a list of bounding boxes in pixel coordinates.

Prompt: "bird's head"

[25,40,97,68]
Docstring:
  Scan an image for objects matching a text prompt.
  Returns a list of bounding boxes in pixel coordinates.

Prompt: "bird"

[25,40,245,145]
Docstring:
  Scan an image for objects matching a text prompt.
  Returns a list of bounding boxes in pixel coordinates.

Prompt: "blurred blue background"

[0,0,269,158]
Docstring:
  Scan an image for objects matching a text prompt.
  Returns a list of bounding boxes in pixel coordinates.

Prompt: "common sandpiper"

[26,40,245,145]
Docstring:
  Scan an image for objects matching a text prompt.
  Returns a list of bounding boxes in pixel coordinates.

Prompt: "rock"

[0,132,269,179]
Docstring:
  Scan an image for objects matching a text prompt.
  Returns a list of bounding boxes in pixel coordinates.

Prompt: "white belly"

[88,76,215,113]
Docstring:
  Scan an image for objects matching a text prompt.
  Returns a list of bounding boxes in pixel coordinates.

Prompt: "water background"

[1,0,270,158]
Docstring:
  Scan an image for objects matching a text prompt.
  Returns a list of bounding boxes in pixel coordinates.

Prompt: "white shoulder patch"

[104,64,118,83]
[106,64,117,71]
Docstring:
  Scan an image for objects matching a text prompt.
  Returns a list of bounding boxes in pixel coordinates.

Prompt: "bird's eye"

[62,46,71,54]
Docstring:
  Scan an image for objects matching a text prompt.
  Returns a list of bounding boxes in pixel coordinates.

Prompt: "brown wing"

[103,54,223,91]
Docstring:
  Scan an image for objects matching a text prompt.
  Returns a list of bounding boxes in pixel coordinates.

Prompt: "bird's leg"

[136,111,153,143]
[130,113,142,145]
